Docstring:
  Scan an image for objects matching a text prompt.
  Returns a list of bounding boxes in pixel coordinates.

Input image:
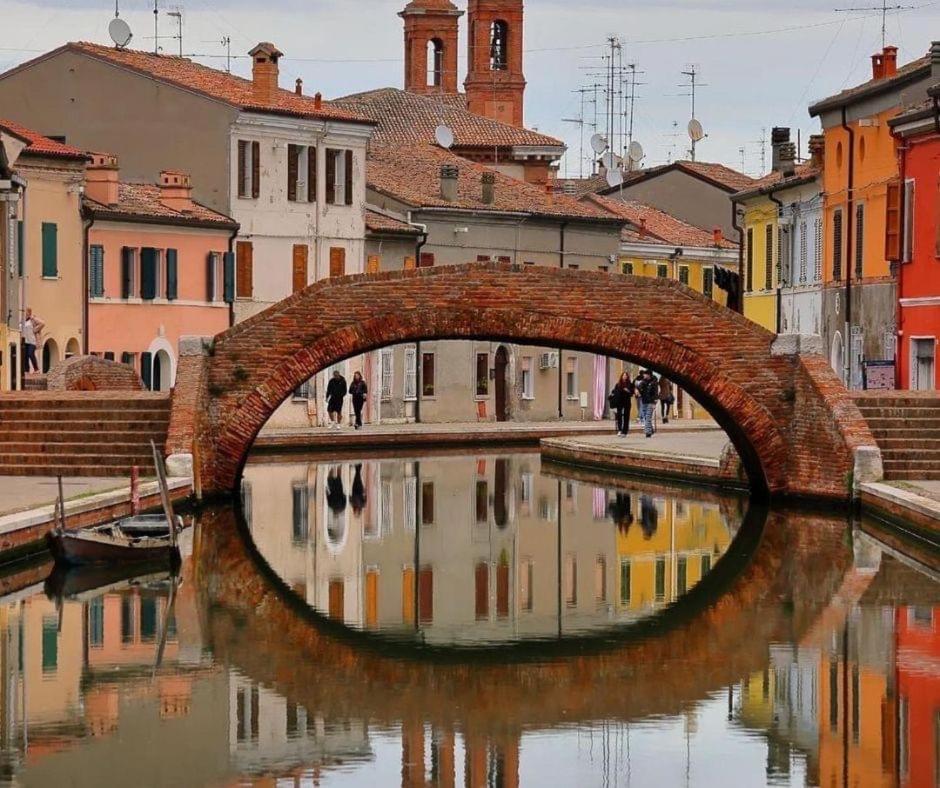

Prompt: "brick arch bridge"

[168,262,880,500]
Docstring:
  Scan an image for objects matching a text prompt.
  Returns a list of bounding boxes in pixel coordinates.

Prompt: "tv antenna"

[834,2,915,49]
[167,6,183,57]
[679,65,708,161]
[153,0,159,54]
[434,124,455,149]
[221,36,232,72]
[562,86,595,179]
[108,1,133,48]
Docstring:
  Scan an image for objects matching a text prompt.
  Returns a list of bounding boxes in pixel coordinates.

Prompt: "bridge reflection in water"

[0,452,934,787]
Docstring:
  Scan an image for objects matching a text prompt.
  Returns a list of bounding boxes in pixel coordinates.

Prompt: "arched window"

[427,39,444,87]
[490,20,508,71]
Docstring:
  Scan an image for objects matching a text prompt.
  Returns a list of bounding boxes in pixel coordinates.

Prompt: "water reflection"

[241,454,739,645]
[0,452,933,787]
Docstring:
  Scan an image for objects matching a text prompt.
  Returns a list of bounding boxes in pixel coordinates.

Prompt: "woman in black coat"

[610,371,636,437]
[349,371,368,430]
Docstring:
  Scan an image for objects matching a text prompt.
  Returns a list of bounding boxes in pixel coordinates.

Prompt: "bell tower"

[400,0,463,95]
[464,0,527,127]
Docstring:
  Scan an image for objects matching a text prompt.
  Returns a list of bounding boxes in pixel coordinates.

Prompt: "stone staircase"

[854,393,940,480]
[0,392,171,477]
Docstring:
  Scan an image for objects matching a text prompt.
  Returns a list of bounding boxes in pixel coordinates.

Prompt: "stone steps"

[855,394,940,481]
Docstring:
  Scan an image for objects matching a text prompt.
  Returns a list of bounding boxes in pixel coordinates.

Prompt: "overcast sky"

[3,0,940,176]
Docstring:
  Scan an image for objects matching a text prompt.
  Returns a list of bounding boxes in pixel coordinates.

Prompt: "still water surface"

[0,451,937,787]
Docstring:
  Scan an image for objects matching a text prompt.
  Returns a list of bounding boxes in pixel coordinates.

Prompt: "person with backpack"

[636,369,660,438]
[609,371,636,437]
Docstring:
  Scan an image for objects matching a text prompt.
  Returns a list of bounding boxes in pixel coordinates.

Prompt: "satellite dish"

[109,17,133,48]
[600,151,617,171]
[627,141,644,163]
[688,119,705,142]
[605,168,624,189]
[434,124,455,149]
[590,133,609,155]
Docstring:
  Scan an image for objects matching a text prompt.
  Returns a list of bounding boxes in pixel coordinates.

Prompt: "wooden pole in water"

[130,466,140,516]
[56,476,67,531]
[150,441,177,547]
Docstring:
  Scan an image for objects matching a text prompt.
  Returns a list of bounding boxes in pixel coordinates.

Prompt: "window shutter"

[166,248,178,300]
[121,247,133,299]
[206,253,216,302]
[746,228,754,292]
[832,210,843,280]
[854,204,865,278]
[307,146,317,202]
[325,149,336,205]
[329,246,345,277]
[885,180,901,261]
[367,254,380,274]
[140,248,157,300]
[121,352,134,366]
[292,244,308,293]
[287,144,299,202]
[237,141,247,197]
[140,351,153,390]
[41,222,58,277]
[223,251,235,303]
[236,241,253,298]
[251,141,260,199]
[903,179,915,263]
[16,220,23,276]
[419,252,435,268]
[344,149,354,206]
[764,224,773,290]
[404,346,417,400]
[93,245,105,297]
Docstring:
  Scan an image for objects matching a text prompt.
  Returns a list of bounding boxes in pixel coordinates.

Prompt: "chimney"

[440,164,459,201]
[712,227,723,247]
[159,170,194,213]
[481,171,496,205]
[808,134,825,169]
[883,46,898,78]
[871,51,885,81]
[778,142,797,177]
[295,78,303,96]
[85,152,120,206]
[771,127,791,172]
[248,42,283,103]
[544,181,554,206]
[314,92,322,110]
[638,217,648,240]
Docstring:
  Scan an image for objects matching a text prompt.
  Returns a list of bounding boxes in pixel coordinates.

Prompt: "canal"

[0,450,936,787]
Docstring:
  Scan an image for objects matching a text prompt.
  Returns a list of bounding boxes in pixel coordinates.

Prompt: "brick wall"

[173,262,877,501]
[46,354,142,391]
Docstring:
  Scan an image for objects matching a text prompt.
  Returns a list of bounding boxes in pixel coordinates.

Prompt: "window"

[329,246,346,278]
[832,209,843,280]
[404,475,417,530]
[565,554,577,607]
[40,222,58,277]
[236,241,253,298]
[16,220,23,276]
[855,202,865,278]
[121,351,136,368]
[619,560,631,606]
[427,38,444,87]
[166,248,178,300]
[292,483,309,544]
[764,224,773,290]
[520,561,534,612]
[902,178,915,263]
[140,247,158,300]
[886,179,902,261]
[778,226,788,286]
[595,557,606,602]
[745,228,754,291]
[421,481,434,525]
[326,148,354,206]
[701,554,711,575]
[475,479,488,523]
[702,267,713,299]
[404,346,417,400]
[799,221,808,284]
[677,557,687,596]
[237,140,260,198]
[422,352,435,397]
[380,480,392,535]
[476,352,489,396]
[814,217,823,281]
[367,254,380,274]
[654,557,666,601]
[140,598,157,643]
[419,252,435,267]
[88,598,104,648]
[621,261,633,275]
[656,264,668,278]
[292,244,308,293]
[380,348,393,400]
[490,20,509,70]
[678,265,689,286]
[88,244,105,297]
[521,356,534,399]
[293,377,312,400]
[206,252,224,302]
[565,356,577,399]
[287,144,312,202]
[42,616,58,672]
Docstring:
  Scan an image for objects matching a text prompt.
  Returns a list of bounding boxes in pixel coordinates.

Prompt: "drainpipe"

[411,220,429,424]
[226,227,239,328]
[558,222,568,419]
[841,107,856,388]
[768,192,784,335]
[80,205,95,354]
[730,201,744,313]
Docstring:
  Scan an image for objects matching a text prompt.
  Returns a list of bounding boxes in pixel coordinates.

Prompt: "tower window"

[427,38,443,87]
[490,20,508,70]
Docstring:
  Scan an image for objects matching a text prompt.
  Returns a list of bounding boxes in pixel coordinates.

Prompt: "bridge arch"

[169,263,879,500]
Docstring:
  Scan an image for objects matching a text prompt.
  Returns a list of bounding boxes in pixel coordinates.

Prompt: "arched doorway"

[830,331,844,384]
[41,338,59,373]
[65,337,80,359]
[153,349,173,392]
[494,346,509,422]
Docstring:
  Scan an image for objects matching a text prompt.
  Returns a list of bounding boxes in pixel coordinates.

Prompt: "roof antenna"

[108,1,133,48]
[153,0,159,54]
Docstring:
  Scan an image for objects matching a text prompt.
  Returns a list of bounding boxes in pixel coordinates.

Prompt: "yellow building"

[737,195,779,332]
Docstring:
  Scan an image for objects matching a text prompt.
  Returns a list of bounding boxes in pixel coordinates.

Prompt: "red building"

[889,90,940,389]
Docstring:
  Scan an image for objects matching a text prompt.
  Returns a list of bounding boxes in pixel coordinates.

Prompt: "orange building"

[896,606,940,786]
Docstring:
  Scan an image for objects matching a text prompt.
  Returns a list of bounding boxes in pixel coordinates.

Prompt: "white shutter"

[403,346,416,400]
[381,348,393,401]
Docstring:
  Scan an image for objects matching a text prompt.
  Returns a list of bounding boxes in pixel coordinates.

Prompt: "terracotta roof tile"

[83,182,237,229]
[63,42,372,125]
[583,193,737,249]
[365,209,421,235]
[367,144,619,223]
[0,118,86,160]
[732,162,821,199]
[809,51,931,115]
[596,160,755,196]
[333,88,563,150]
[553,174,611,197]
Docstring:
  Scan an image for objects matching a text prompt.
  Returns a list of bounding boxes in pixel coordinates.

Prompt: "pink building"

[83,154,238,390]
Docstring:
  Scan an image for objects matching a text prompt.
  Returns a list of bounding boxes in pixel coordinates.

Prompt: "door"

[913,338,936,390]
[292,244,308,294]
[494,346,509,422]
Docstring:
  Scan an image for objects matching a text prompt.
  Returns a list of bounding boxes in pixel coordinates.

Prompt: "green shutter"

[121,247,133,299]
[89,245,104,297]
[223,251,235,303]
[41,223,57,278]
[16,221,23,276]
[140,351,153,390]
[206,253,216,302]
[166,249,178,301]
[140,248,157,300]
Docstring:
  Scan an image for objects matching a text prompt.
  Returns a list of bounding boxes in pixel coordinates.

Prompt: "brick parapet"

[46,354,142,391]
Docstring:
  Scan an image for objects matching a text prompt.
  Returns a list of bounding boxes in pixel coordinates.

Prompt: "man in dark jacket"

[636,369,659,438]
[326,369,348,429]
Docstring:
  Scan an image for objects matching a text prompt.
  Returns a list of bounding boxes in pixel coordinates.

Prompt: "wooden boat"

[46,442,182,568]
[44,563,175,602]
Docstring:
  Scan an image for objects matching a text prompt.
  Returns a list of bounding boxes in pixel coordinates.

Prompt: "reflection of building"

[241,453,735,645]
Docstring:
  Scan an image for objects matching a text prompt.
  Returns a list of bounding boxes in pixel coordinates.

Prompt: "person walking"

[325,369,348,429]
[20,308,44,374]
[350,463,367,516]
[658,377,675,424]
[349,371,368,430]
[636,369,659,438]
[609,371,635,437]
